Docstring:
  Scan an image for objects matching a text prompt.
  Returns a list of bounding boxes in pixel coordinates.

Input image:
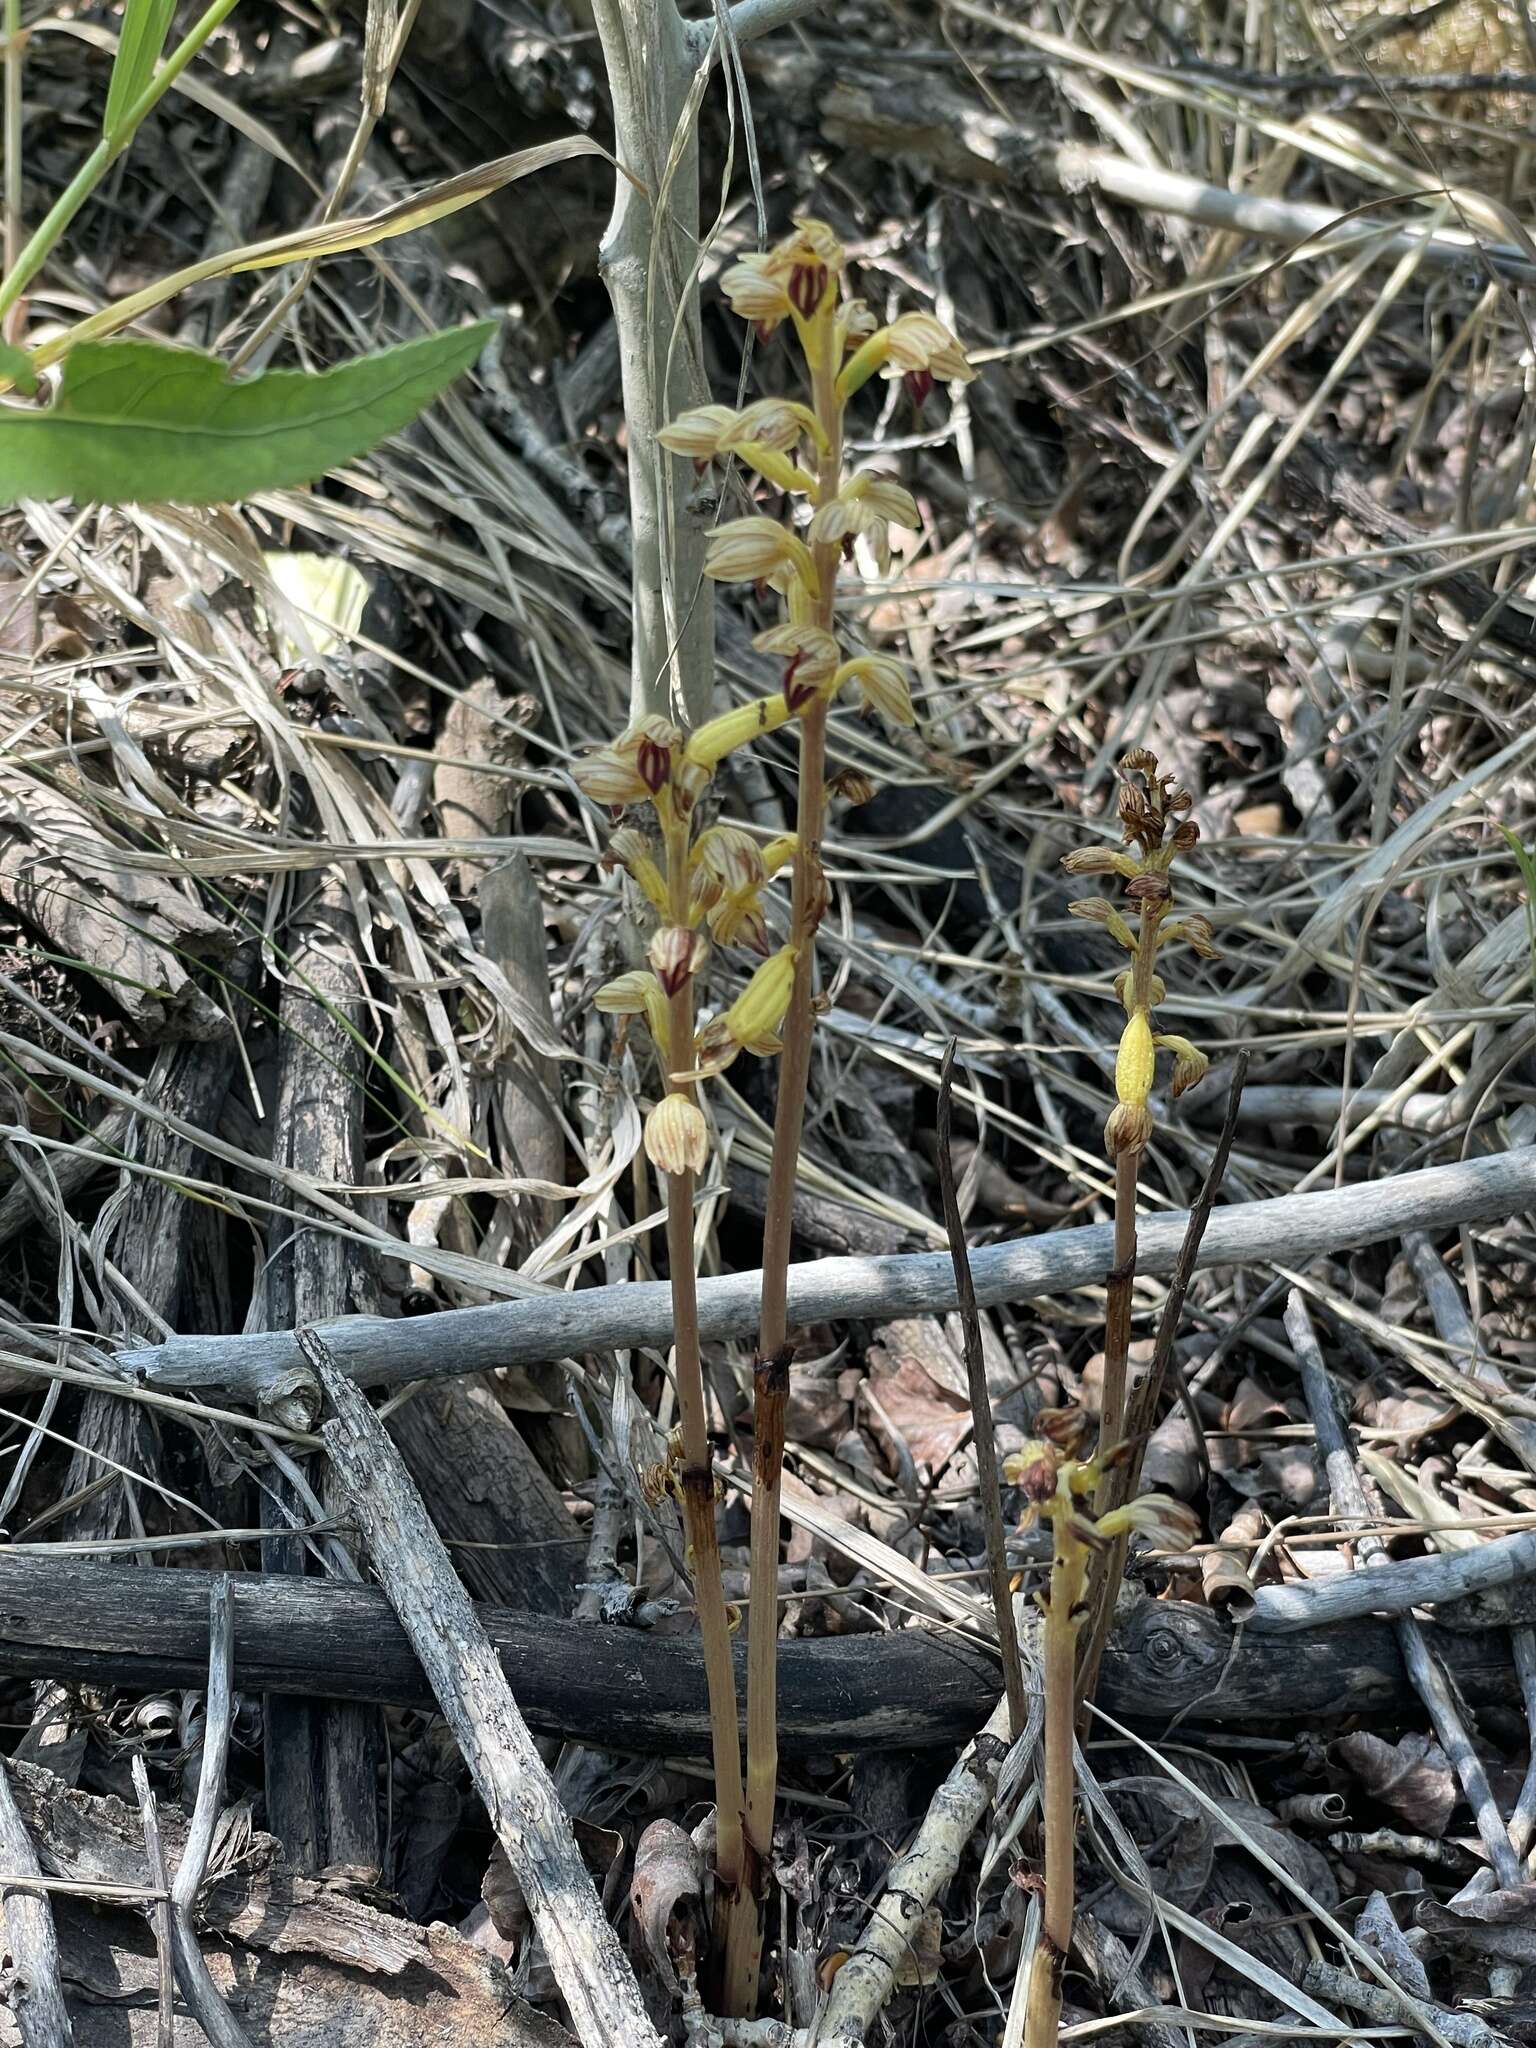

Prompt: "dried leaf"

[629,1819,703,1997]
[1332,1730,1457,1836]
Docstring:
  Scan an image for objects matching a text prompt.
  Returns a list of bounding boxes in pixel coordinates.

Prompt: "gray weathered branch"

[167,1579,253,2048]
[116,1147,1536,1401]
[1251,1524,1536,1635]
[311,1339,664,2048]
[0,1755,73,2047]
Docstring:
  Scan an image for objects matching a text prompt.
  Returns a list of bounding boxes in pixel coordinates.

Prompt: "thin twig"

[166,1577,252,2048]
[130,1755,175,2048]
[118,1147,1536,1398]
[936,1039,1025,1737]
[1285,1292,1523,1891]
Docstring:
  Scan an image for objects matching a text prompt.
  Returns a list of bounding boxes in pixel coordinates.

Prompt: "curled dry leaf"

[1331,1729,1457,1837]
[629,1817,704,1997]
[1201,1504,1264,1616]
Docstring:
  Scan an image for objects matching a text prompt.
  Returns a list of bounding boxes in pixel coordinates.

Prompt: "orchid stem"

[662,825,747,1991]
[728,299,843,2014]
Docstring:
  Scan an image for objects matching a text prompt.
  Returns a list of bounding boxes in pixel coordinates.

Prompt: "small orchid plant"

[1005,1410,1200,2048]
[1010,750,1217,2048]
[572,216,972,2012]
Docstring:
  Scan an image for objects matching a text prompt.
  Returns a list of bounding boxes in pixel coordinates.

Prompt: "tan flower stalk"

[574,709,796,2001]
[662,216,972,2008]
[1060,750,1213,1497]
[1059,752,1216,1759]
[1005,1418,1200,2048]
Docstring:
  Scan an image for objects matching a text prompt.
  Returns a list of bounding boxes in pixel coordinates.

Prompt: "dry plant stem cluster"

[1012,750,1216,2048]
[1005,1431,1199,2048]
[574,221,972,2016]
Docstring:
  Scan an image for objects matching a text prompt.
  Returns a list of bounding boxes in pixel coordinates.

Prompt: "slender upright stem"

[727,307,844,2010]
[1025,1526,1088,2048]
[1075,1148,1138,1714]
[3,0,22,321]
[1075,1061,1245,1709]
[660,823,747,1980]
[937,1040,1026,1738]
[1093,1150,1140,1485]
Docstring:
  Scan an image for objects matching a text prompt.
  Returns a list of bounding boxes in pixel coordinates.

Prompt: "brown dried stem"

[661,822,748,1976]
[732,297,844,2010]
[1075,1056,1247,1709]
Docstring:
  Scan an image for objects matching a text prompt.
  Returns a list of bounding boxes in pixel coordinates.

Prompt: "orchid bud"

[649,926,705,996]
[1061,846,1140,878]
[1004,1443,1061,1505]
[645,1094,710,1177]
[1105,1101,1154,1158]
[828,767,876,806]
[1157,1035,1210,1098]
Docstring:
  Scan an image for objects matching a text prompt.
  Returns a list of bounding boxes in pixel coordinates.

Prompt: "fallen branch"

[1285,1292,1523,1893]
[814,1677,1024,2048]
[306,1334,663,2048]
[814,60,1536,281]
[1250,1524,1536,1634]
[0,1556,1520,1748]
[167,1578,253,2048]
[0,1753,72,2048]
[115,1147,1536,1398]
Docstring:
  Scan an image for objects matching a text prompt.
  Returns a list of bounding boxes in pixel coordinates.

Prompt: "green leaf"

[103,0,179,141]
[0,322,494,507]
[0,344,37,397]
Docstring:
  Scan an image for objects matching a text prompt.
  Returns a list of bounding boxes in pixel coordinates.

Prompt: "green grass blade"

[102,0,178,141]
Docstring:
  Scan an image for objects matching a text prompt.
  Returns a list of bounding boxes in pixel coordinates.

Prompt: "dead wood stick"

[813,1677,1026,2048]
[262,876,380,1877]
[1300,1959,1503,2048]
[306,1332,664,2048]
[61,1019,242,1555]
[166,1578,252,2048]
[0,1754,73,2047]
[0,1553,1520,1742]
[1406,1230,1536,1903]
[129,1755,174,2048]
[116,1147,1536,1398]
[815,63,1536,281]
[1284,1292,1524,1891]
[1249,1523,1536,1631]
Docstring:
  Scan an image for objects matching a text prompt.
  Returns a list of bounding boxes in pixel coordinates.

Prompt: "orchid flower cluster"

[1004,1406,1201,1563]
[1061,750,1217,1160]
[572,216,973,1186]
